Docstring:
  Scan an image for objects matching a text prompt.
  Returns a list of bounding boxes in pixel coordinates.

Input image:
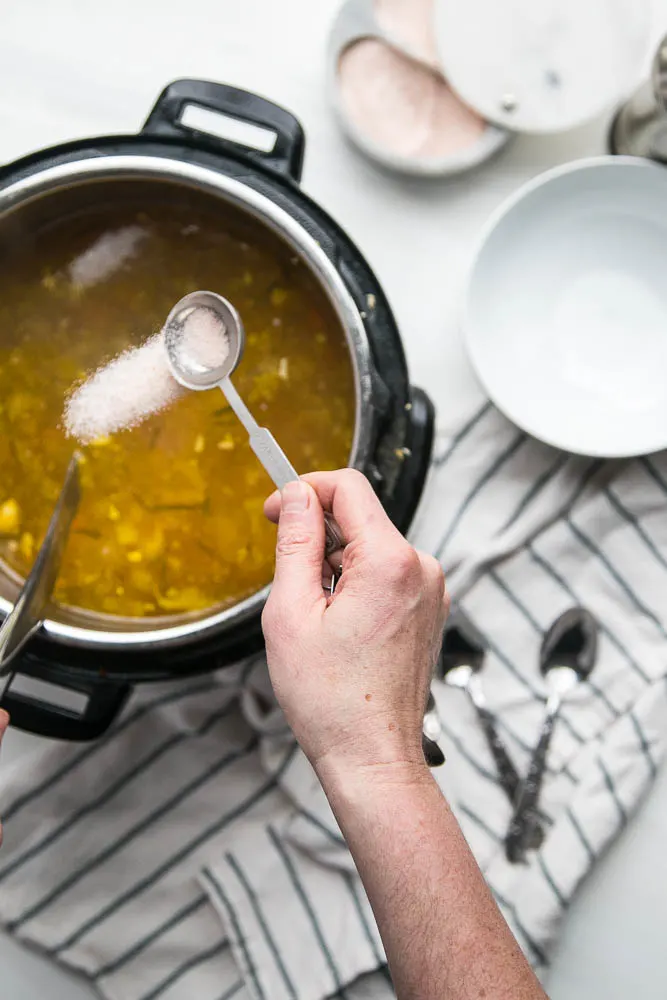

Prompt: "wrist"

[302,704,428,785]
[315,751,433,812]
[315,753,450,865]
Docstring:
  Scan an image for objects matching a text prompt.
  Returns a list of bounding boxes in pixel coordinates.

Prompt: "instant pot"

[0,80,435,740]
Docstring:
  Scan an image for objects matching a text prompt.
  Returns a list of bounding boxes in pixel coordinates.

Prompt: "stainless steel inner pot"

[0,155,374,651]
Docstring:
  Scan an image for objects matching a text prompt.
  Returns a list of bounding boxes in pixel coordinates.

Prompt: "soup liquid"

[0,199,355,617]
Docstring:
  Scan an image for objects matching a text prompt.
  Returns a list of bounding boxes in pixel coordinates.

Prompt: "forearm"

[318,760,548,1000]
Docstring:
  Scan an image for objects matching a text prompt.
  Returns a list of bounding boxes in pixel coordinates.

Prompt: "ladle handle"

[0,456,81,673]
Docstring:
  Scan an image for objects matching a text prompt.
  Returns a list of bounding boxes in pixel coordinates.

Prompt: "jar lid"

[434,0,652,134]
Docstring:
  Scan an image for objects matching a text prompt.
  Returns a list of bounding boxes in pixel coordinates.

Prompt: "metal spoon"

[165,292,446,769]
[505,607,598,863]
[0,455,81,700]
[438,613,520,788]
[163,291,344,559]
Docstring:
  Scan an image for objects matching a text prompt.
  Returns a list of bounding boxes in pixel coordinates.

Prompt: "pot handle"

[390,387,436,536]
[0,665,131,741]
[143,79,306,182]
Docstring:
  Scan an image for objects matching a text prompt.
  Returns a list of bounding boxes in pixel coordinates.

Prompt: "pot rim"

[0,154,374,649]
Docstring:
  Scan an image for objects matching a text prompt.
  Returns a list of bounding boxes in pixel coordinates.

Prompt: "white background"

[1,1,667,997]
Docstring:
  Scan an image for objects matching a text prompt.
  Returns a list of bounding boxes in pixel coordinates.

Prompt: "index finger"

[264,469,403,548]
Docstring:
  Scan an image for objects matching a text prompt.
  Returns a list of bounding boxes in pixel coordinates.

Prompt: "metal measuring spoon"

[505,607,598,863]
[163,291,345,560]
[165,292,445,769]
[0,455,81,700]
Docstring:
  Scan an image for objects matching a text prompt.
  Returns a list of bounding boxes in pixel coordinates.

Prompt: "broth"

[0,193,355,617]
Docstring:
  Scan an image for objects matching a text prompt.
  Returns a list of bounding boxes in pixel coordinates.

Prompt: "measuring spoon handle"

[250,427,298,489]
[250,428,344,559]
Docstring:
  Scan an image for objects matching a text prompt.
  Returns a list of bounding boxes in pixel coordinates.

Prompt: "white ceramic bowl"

[464,157,667,458]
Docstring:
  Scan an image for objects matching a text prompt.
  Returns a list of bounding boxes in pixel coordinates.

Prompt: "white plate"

[464,157,667,458]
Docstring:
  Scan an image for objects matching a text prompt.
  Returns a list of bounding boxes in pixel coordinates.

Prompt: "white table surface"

[2,1,667,996]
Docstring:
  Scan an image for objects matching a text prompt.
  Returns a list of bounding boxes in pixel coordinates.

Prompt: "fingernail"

[281,480,309,513]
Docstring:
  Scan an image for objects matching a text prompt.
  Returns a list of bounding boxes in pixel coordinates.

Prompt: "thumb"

[272,480,325,606]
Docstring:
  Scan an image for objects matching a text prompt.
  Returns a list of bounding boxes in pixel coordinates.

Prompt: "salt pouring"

[63,291,235,444]
[64,289,346,559]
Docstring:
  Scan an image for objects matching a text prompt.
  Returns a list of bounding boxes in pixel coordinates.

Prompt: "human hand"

[262,470,449,783]
[0,709,8,847]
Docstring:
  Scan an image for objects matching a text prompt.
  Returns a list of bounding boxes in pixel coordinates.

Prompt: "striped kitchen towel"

[0,663,391,1000]
[412,400,667,965]
[1,398,667,999]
